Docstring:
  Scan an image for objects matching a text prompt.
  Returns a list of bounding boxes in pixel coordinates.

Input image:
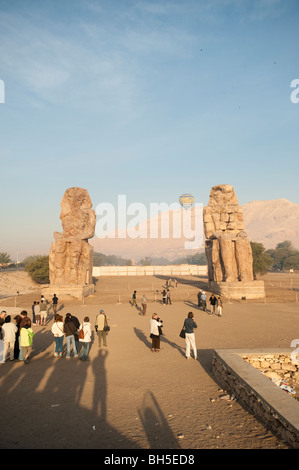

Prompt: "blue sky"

[0,0,298,259]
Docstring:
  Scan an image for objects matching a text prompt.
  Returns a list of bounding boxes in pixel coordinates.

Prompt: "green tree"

[93,252,132,266]
[266,241,298,270]
[0,252,12,266]
[22,255,41,267]
[173,251,207,265]
[25,256,49,284]
[250,242,273,277]
[283,253,299,270]
[139,256,152,266]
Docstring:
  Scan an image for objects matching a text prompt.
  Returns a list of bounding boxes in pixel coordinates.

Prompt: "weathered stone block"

[49,187,95,292]
[204,184,265,299]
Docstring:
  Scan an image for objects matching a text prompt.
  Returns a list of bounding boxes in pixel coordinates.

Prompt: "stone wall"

[212,349,299,448]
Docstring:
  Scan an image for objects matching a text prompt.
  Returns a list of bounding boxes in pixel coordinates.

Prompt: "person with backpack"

[78,317,92,361]
[20,318,34,364]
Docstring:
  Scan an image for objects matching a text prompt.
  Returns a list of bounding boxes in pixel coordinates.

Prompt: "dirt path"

[1,289,298,449]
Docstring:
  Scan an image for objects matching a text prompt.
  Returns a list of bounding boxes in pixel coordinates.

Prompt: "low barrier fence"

[92,264,207,277]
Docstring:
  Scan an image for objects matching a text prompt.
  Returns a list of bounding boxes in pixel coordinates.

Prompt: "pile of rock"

[243,354,299,397]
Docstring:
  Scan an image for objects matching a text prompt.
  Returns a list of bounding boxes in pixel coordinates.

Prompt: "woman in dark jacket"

[13,314,22,360]
[183,312,197,360]
[64,313,78,358]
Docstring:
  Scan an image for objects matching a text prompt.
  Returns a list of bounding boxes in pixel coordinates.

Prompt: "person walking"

[19,310,30,360]
[51,314,64,357]
[70,314,80,353]
[166,289,172,305]
[52,294,59,314]
[40,300,47,326]
[209,294,217,315]
[141,295,147,315]
[64,313,78,358]
[78,317,92,361]
[217,296,223,317]
[2,316,18,362]
[197,290,202,307]
[20,318,34,364]
[34,302,41,326]
[132,291,137,307]
[161,289,167,305]
[32,301,36,325]
[0,311,7,363]
[149,313,163,352]
[201,292,207,311]
[95,309,108,347]
[183,312,197,360]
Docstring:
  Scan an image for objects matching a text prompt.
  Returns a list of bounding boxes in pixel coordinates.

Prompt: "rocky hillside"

[243,199,299,250]
[90,199,299,261]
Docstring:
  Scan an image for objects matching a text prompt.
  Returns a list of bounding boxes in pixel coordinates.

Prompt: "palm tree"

[0,252,12,266]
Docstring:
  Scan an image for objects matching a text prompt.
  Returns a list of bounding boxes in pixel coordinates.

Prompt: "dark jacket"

[184,317,197,334]
[64,320,77,337]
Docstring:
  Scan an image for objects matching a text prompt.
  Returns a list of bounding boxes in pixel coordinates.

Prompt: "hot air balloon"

[179,193,194,210]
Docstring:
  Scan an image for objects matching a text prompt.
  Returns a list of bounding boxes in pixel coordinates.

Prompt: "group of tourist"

[31,294,59,325]
[197,290,223,316]
[149,310,197,359]
[0,310,34,364]
[0,306,110,364]
[50,309,109,361]
[1,283,222,364]
[161,289,172,305]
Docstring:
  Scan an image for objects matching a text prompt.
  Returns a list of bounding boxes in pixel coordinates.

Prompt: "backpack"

[78,327,85,340]
[27,329,34,345]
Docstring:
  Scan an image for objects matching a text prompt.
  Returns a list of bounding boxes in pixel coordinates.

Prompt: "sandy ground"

[0,271,299,451]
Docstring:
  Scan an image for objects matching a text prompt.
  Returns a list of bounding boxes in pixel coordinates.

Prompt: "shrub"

[25,256,49,284]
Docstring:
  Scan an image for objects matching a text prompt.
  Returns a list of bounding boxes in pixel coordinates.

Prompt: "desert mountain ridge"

[90,198,299,261]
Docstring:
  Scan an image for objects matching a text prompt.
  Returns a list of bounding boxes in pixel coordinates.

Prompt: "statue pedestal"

[44,284,94,300]
[208,280,265,300]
